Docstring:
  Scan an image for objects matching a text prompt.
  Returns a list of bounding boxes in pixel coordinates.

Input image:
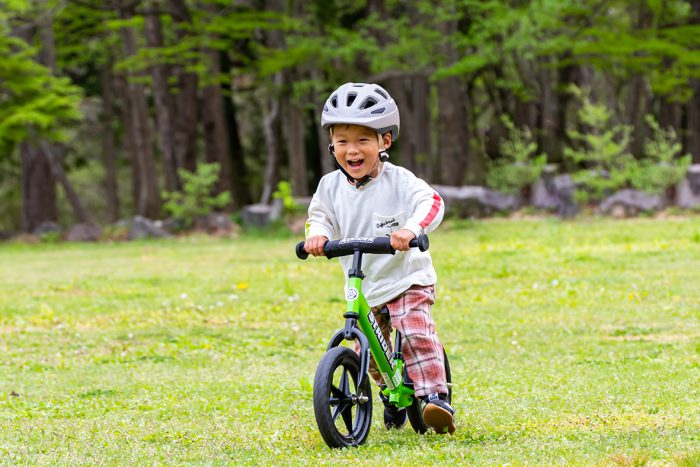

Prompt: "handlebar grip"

[295,241,309,260]
[295,234,429,260]
[410,234,430,252]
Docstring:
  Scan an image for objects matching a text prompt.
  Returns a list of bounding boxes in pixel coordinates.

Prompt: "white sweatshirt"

[306,162,445,307]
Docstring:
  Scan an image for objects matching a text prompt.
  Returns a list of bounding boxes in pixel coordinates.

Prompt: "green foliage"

[627,115,692,194]
[272,180,303,215]
[0,37,83,156]
[486,116,547,194]
[162,163,231,230]
[564,86,635,203]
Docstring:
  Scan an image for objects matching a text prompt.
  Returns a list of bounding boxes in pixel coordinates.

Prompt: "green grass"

[1,219,699,465]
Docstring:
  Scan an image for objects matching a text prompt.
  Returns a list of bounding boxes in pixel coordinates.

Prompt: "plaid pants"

[357,284,448,397]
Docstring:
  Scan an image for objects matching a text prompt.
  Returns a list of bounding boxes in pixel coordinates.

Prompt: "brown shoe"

[422,396,456,434]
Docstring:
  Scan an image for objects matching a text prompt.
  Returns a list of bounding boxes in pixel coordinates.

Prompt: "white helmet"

[321,82,400,140]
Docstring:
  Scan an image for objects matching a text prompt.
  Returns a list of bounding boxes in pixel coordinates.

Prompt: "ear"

[382,132,392,149]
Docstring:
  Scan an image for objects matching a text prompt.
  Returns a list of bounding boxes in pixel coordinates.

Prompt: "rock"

[599,189,668,216]
[531,166,578,218]
[241,200,283,228]
[128,216,171,240]
[551,175,579,219]
[432,185,523,218]
[32,221,61,236]
[194,212,239,236]
[293,197,313,212]
[676,164,700,209]
[66,223,102,242]
[531,164,560,210]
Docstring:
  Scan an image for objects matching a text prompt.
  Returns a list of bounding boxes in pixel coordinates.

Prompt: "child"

[304,82,455,434]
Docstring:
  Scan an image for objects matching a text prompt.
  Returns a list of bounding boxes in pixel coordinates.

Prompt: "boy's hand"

[305,235,329,256]
[390,229,416,251]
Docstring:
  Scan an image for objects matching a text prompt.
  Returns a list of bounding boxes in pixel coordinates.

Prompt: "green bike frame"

[326,250,414,409]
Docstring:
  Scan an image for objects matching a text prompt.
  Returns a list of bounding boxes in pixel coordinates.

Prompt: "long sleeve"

[403,177,445,237]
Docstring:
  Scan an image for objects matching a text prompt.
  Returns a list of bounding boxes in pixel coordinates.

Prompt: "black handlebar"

[295,234,429,260]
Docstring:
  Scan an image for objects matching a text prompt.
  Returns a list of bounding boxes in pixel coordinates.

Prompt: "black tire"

[406,347,452,434]
[313,346,373,448]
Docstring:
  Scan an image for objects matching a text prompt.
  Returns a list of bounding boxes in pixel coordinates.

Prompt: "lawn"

[1,218,699,465]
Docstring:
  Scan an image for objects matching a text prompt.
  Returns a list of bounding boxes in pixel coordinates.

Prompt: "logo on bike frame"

[367,309,396,388]
[345,288,359,300]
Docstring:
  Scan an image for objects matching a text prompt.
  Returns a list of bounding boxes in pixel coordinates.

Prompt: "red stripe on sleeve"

[419,193,442,228]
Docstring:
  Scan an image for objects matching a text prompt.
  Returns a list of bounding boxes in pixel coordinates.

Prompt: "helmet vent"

[374,88,388,99]
[359,97,377,110]
[371,107,385,114]
[330,95,338,108]
[346,92,357,107]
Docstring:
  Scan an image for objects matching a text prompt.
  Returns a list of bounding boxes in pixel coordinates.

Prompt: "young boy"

[304,82,455,434]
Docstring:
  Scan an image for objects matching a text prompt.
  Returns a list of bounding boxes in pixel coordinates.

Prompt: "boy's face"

[331,124,391,180]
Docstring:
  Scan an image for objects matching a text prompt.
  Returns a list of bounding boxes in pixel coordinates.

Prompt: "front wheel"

[406,347,452,434]
[313,346,372,448]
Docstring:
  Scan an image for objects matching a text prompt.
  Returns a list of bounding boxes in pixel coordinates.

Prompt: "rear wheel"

[313,346,373,448]
[406,348,452,434]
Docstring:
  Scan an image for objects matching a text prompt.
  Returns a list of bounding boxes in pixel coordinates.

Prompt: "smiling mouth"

[347,158,364,168]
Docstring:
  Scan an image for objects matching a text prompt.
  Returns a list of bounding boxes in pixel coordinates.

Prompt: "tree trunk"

[282,91,308,196]
[260,72,283,204]
[168,0,199,173]
[100,65,120,222]
[145,3,180,192]
[312,71,334,177]
[539,57,561,163]
[201,29,234,200]
[387,76,414,172]
[17,10,88,230]
[436,12,472,185]
[436,75,471,185]
[556,58,578,160]
[687,80,700,163]
[658,97,682,132]
[514,98,538,131]
[626,75,651,157]
[686,2,700,163]
[412,75,432,181]
[15,20,57,232]
[118,0,160,218]
[20,142,57,232]
[41,142,90,224]
[220,50,250,207]
[114,71,140,211]
[260,0,285,204]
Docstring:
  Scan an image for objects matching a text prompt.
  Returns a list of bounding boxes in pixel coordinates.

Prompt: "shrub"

[162,163,231,230]
[564,86,635,203]
[627,115,691,195]
[273,180,304,215]
[486,116,547,194]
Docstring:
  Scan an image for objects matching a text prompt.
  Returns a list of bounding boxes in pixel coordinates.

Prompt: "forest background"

[2,0,700,234]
